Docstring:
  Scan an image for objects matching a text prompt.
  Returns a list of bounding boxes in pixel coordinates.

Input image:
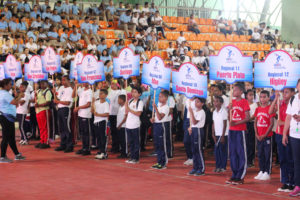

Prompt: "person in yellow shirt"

[35,80,52,149]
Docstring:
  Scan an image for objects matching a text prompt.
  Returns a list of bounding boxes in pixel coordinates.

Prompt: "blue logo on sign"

[274,53,285,69]
[185,66,193,80]
[226,49,235,62]
[123,51,129,62]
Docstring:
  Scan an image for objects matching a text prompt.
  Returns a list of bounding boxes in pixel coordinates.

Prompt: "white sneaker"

[95,153,103,159]
[19,140,24,144]
[254,171,264,180]
[22,141,29,145]
[184,159,193,166]
[259,172,271,180]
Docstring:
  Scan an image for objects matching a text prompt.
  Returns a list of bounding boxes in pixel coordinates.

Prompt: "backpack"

[129,98,146,120]
[40,88,55,109]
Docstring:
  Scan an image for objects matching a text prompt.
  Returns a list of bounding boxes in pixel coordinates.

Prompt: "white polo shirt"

[185,98,196,119]
[77,87,92,118]
[117,105,126,128]
[57,86,73,108]
[213,107,229,136]
[166,96,175,122]
[191,109,206,128]
[286,94,300,139]
[107,89,126,115]
[126,99,144,129]
[16,92,30,114]
[155,103,169,123]
[94,100,110,123]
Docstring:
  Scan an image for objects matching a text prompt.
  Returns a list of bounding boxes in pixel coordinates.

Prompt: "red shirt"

[276,100,288,135]
[254,105,276,137]
[230,98,250,131]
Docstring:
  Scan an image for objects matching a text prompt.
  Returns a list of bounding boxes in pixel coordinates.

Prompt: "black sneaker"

[278,184,290,192]
[15,154,26,160]
[232,178,244,185]
[64,148,74,153]
[194,171,205,176]
[289,185,295,192]
[76,149,84,155]
[82,150,91,156]
[40,144,50,149]
[55,146,65,151]
[117,154,128,158]
[226,178,235,184]
[35,143,42,148]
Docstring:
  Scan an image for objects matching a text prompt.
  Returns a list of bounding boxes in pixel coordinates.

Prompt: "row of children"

[8,75,300,197]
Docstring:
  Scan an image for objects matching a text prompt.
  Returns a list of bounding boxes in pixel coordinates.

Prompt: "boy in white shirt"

[73,82,92,156]
[212,96,228,173]
[16,82,30,145]
[117,94,127,158]
[151,90,170,169]
[93,89,110,160]
[187,97,206,176]
[166,93,175,158]
[53,75,74,153]
[125,86,144,164]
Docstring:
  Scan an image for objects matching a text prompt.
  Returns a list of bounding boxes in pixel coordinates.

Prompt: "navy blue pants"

[58,107,73,149]
[94,120,107,154]
[118,128,128,156]
[78,117,91,151]
[109,115,119,152]
[290,137,300,187]
[191,128,205,172]
[214,136,228,169]
[126,128,140,161]
[17,114,27,141]
[165,121,173,158]
[229,130,247,179]
[246,122,255,165]
[153,123,168,166]
[257,137,272,174]
[183,118,192,159]
[276,134,294,185]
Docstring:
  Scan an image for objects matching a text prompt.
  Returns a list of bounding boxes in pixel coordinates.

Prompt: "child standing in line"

[254,90,275,181]
[245,89,258,168]
[73,82,92,156]
[117,94,128,158]
[183,97,195,166]
[187,97,206,176]
[212,96,228,173]
[125,86,144,164]
[92,89,110,160]
[16,81,30,145]
[151,90,169,169]
[269,89,295,192]
[226,83,250,185]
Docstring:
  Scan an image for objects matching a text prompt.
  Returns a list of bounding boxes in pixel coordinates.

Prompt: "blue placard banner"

[77,54,105,85]
[70,51,83,80]
[41,47,61,75]
[172,62,207,98]
[24,55,48,83]
[3,54,22,80]
[141,56,171,90]
[209,45,253,84]
[254,50,300,90]
[0,64,5,80]
[113,47,140,79]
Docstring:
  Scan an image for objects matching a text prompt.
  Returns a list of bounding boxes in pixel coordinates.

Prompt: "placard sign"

[113,47,140,79]
[3,54,22,80]
[70,51,83,80]
[172,62,207,98]
[41,47,61,75]
[141,56,171,90]
[0,64,5,80]
[209,45,253,84]
[24,55,48,82]
[254,50,300,90]
[77,54,105,85]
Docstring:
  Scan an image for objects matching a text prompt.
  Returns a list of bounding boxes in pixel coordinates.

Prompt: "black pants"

[109,115,119,152]
[78,117,91,151]
[290,137,300,187]
[30,106,39,139]
[17,114,27,141]
[0,115,19,157]
[118,127,127,156]
[90,115,96,146]
[246,122,255,165]
[140,110,151,149]
[58,107,73,149]
[94,120,107,154]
